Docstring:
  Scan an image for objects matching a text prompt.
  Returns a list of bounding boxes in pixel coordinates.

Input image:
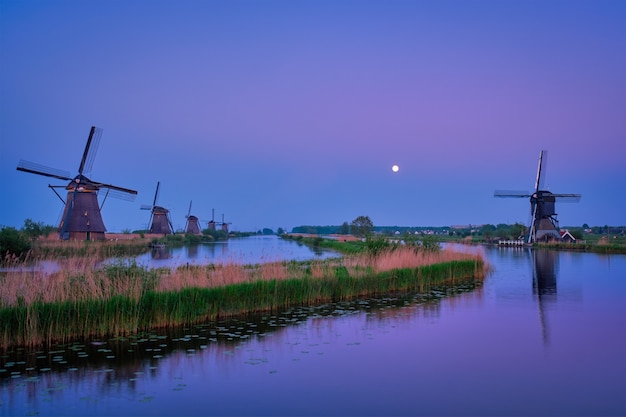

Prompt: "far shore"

[35,233,176,242]
[286,233,362,242]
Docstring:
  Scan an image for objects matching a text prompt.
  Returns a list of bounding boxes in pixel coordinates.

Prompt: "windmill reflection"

[186,244,199,259]
[150,245,172,260]
[532,249,558,345]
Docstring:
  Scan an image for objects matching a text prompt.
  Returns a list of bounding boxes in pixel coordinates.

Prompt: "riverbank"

[368,233,626,255]
[0,245,486,349]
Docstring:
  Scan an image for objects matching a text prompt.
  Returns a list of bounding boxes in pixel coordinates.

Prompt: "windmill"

[184,200,202,235]
[494,150,581,244]
[207,208,217,231]
[141,181,173,235]
[220,213,232,234]
[16,126,137,241]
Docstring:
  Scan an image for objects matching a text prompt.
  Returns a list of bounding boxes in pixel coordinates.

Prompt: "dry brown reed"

[28,237,150,261]
[0,245,486,309]
[343,245,487,275]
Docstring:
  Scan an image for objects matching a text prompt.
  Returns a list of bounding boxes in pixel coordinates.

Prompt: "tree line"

[291,216,374,237]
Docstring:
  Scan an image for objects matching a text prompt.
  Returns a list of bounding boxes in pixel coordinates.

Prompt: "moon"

[392,164,399,173]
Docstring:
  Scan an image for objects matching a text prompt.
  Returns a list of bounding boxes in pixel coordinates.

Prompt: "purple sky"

[1,0,625,233]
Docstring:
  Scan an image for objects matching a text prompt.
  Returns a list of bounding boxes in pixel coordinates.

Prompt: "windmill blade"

[187,200,192,218]
[96,187,137,202]
[17,160,73,181]
[147,212,154,232]
[553,193,582,202]
[528,202,538,244]
[78,126,102,175]
[525,208,533,242]
[60,187,79,240]
[99,188,111,208]
[168,215,174,234]
[153,181,161,207]
[534,150,548,192]
[494,190,531,198]
[92,181,137,196]
[140,204,152,210]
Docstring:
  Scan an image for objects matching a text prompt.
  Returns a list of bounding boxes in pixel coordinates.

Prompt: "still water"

[135,235,341,268]
[1,243,625,416]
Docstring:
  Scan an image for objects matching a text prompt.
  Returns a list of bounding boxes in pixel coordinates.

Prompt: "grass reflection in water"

[0,281,479,383]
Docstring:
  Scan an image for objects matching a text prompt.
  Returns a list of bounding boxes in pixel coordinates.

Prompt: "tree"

[339,222,350,235]
[511,222,526,239]
[22,218,43,239]
[481,224,497,242]
[22,218,55,239]
[0,226,31,258]
[277,227,285,235]
[350,215,374,237]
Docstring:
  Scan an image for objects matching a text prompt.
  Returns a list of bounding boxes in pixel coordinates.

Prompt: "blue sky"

[1,0,624,233]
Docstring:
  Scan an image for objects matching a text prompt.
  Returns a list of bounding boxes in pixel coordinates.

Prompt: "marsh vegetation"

[0,239,485,349]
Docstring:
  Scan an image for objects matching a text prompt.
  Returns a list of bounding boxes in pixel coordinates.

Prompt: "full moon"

[392,165,399,173]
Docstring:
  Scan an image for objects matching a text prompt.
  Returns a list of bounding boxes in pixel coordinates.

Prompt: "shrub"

[365,235,393,256]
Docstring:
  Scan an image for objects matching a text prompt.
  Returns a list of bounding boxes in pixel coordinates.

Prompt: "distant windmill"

[141,181,173,235]
[184,200,202,235]
[207,208,217,231]
[220,213,232,234]
[494,150,581,244]
[16,126,137,240]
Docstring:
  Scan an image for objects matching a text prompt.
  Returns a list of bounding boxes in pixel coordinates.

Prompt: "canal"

[1,240,624,416]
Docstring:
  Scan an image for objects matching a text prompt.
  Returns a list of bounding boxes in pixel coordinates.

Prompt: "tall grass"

[24,238,151,260]
[0,246,487,349]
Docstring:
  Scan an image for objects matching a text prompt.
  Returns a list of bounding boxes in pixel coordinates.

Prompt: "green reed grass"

[0,256,484,349]
[535,241,626,254]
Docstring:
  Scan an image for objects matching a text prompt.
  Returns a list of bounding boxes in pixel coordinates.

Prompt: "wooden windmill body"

[141,182,173,235]
[184,201,202,235]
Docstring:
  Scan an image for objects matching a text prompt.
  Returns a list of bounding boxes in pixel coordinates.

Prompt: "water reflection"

[2,236,341,275]
[533,249,558,297]
[2,249,624,416]
[150,245,172,260]
[134,236,340,269]
[0,284,479,387]
[532,249,562,346]
[186,244,199,259]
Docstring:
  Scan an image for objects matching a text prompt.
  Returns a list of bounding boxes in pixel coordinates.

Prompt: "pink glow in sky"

[1,0,624,232]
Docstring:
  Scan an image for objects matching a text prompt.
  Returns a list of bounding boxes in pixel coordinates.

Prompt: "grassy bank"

[0,246,486,349]
[534,240,626,254]
[12,237,153,262]
[283,234,365,254]
[408,233,626,254]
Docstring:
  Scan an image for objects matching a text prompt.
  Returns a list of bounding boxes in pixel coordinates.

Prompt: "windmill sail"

[78,126,102,175]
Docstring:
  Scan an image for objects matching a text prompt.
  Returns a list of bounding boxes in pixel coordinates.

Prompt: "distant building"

[560,230,576,242]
